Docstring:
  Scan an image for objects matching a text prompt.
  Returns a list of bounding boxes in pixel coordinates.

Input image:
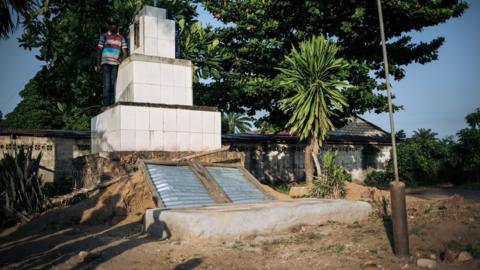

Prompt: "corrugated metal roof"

[206,167,271,204]
[146,164,215,208]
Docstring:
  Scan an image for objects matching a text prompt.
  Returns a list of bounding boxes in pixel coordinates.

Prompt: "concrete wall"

[225,142,391,184]
[0,135,90,182]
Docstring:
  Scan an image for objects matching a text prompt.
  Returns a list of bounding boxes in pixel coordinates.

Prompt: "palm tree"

[276,35,350,187]
[222,112,254,134]
[412,128,438,141]
[0,0,37,39]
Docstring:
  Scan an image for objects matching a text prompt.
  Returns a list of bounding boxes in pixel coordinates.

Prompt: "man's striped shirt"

[98,31,127,65]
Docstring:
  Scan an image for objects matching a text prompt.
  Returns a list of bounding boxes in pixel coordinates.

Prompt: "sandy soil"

[0,174,479,270]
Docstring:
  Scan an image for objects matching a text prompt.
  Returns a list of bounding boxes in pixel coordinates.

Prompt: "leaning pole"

[375,0,410,256]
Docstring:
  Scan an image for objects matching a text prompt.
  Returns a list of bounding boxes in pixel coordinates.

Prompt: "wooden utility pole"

[375,0,409,256]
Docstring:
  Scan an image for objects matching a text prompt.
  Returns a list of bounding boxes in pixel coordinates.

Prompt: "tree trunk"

[312,135,321,177]
[304,137,314,188]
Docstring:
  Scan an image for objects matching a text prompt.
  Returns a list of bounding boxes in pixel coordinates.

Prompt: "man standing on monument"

[96,17,128,107]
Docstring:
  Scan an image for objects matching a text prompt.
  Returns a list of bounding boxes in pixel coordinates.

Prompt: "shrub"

[364,171,391,189]
[0,147,49,226]
[309,151,350,199]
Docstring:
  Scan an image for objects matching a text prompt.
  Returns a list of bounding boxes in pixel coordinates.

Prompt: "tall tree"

[3,0,226,130]
[455,107,480,182]
[277,35,349,187]
[0,0,37,38]
[222,112,253,134]
[200,0,468,130]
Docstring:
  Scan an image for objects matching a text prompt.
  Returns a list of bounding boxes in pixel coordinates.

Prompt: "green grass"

[273,184,291,194]
[323,244,345,253]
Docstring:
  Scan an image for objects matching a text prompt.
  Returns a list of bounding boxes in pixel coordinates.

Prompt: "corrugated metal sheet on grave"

[205,166,271,204]
[146,164,215,208]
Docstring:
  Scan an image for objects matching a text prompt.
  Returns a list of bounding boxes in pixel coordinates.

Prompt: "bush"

[364,171,391,189]
[309,151,350,199]
[0,147,49,226]
[453,108,480,183]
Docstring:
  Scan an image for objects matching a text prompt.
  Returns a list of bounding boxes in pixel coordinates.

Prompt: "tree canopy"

[200,0,468,130]
[1,0,469,131]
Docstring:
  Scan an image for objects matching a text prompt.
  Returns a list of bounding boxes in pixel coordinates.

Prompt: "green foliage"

[0,147,49,227]
[2,0,225,130]
[277,35,349,142]
[200,0,468,128]
[364,171,390,189]
[0,0,37,38]
[366,108,480,187]
[221,112,254,134]
[309,151,350,199]
[454,107,480,183]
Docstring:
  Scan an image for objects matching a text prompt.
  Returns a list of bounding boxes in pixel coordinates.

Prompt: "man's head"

[107,17,117,32]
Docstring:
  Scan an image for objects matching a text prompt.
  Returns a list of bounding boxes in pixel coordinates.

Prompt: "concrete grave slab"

[144,199,372,243]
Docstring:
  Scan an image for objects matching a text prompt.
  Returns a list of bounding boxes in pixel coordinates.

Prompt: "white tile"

[157,20,175,40]
[213,133,221,149]
[121,130,136,151]
[189,110,202,132]
[177,132,190,151]
[173,65,186,88]
[109,106,121,131]
[144,37,158,56]
[161,85,175,104]
[157,39,171,58]
[163,109,177,131]
[202,133,215,150]
[160,63,173,86]
[202,111,215,133]
[174,86,186,105]
[150,130,164,150]
[149,107,164,131]
[190,133,203,151]
[144,16,157,38]
[135,130,150,150]
[177,109,189,132]
[134,83,161,103]
[185,65,193,87]
[144,62,161,84]
[214,112,221,134]
[91,116,98,132]
[120,105,136,129]
[163,131,177,151]
[106,130,120,150]
[135,107,149,130]
[155,8,167,19]
[185,86,193,105]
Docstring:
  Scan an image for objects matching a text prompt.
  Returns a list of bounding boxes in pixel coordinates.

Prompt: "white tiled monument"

[91,6,221,153]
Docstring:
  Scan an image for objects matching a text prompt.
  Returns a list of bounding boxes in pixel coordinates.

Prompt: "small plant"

[364,171,391,189]
[130,164,139,172]
[273,183,290,194]
[0,146,49,226]
[309,151,350,199]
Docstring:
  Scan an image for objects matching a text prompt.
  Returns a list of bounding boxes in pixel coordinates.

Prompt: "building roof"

[0,129,90,139]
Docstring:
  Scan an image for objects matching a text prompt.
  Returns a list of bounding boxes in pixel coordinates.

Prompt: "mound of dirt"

[79,171,156,225]
[345,182,389,201]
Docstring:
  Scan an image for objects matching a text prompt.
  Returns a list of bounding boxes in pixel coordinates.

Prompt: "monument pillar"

[91,6,221,153]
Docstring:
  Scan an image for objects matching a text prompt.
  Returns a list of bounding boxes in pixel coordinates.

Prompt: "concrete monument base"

[144,199,372,243]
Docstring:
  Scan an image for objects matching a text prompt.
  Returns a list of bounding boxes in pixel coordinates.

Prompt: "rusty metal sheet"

[206,166,271,203]
[146,164,215,208]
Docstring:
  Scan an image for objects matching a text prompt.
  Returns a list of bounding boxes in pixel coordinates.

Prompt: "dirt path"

[406,186,480,202]
[0,177,479,269]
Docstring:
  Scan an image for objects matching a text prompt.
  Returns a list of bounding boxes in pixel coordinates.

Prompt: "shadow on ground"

[0,182,156,269]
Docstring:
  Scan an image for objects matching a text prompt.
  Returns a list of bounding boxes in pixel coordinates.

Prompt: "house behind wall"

[0,117,391,185]
[222,117,392,184]
[0,130,90,183]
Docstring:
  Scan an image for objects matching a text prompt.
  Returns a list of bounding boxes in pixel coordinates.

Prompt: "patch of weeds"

[424,203,434,214]
[130,164,139,172]
[363,228,376,234]
[347,221,362,229]
[307,232,320,240]
[273,183,291,194]
[323,244,345,253]
[231,240,245,249]
[351,235,363,243]
[369,248,378,255]
[444,240,463,250]
[263,237,290,248]
[466,243,480,258]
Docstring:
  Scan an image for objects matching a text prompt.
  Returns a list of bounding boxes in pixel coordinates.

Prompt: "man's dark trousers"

[101,64,119,106]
